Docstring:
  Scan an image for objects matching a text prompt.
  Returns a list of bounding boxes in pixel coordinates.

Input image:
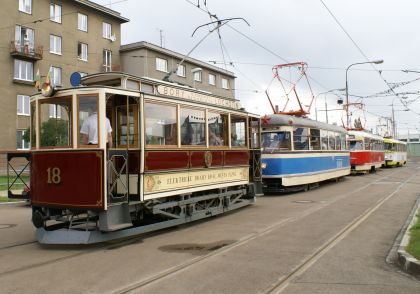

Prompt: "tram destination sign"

[157,85,241,110]
[144,167,248,195]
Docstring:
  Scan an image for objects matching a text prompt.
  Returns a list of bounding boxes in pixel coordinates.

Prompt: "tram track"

[263,169,419,294]
[0,167,413,287]
[115,168,411,293]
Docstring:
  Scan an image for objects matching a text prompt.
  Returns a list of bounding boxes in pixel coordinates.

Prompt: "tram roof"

[383,137,407,145]
[347,130,384,141]
[262,114,346,133]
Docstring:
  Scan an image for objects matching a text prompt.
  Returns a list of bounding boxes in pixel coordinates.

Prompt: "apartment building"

[120,41,236,100]
[0,0,128,150]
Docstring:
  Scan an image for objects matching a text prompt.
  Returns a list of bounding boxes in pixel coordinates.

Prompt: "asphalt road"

[0,159,419,293]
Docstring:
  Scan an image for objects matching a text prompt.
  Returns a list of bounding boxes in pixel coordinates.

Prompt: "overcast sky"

[94,0,420,136]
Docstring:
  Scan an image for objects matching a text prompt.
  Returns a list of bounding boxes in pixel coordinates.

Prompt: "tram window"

[329,133,336,150]
[145,102,177,146]
[293,128,309,150]
[262,132,291,151]
[349,140,363,151]
[321,130,329,150]
[116,103,139,148]
[208,112,228,146]
[30,101,36,148]
[364,138,371,150]
[180,107,205,146]
[231,115,247,147]
[385,143,392,151]
[310,129,321,150]
[39,97,72,148]
[250,118,261,148]
[78,95,99,147]
[341,134,347,150]
[335,133,341,150]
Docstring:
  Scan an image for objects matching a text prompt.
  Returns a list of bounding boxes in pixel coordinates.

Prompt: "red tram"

[27,73,262,244]
[348,130,384,173]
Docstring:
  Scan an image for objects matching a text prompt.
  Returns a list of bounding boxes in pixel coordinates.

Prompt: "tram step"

[99,203,132,232]
[103,223,133,232]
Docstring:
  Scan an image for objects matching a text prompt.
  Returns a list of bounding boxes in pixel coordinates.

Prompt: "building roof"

[71,0,129,22]
[120,41,236,78]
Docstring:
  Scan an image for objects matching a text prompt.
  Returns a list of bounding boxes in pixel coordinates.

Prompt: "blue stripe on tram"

[262,155,350,176]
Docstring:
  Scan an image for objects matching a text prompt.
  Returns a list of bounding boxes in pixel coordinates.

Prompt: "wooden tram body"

[28,73,262,244]
[383,137,407,167]
[348,130,385,173]
[261,114,350,192]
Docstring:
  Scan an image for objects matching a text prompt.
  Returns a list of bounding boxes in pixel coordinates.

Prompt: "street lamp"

[315,88,345,122]
[345,59,383,128]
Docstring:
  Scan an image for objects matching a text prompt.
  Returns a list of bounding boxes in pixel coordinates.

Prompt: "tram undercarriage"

[34,184,256,244]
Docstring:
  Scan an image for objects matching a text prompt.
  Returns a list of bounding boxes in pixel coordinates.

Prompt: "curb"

[396,196,420,278]
[0,201,27,206]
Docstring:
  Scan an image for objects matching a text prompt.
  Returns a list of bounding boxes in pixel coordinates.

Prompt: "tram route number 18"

[47,167,61,184]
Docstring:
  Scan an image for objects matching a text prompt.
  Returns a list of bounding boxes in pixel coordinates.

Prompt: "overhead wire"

[319,0,419,120]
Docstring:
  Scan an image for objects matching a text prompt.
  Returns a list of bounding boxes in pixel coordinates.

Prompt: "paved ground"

[0,159,419,293]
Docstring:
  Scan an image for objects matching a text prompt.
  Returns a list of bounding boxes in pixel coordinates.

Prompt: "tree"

[40,118,69,147]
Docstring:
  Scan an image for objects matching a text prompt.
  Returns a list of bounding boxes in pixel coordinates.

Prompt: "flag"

[45,67,51,85]
[34,68,41,90]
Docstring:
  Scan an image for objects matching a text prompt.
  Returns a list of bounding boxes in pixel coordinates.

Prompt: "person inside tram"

[209,129,223,145]
[269,135,280,148]
[80,105,113,147]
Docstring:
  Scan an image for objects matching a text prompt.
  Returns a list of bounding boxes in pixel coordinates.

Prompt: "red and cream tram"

[348,130,384,173]
[28,73,262,244]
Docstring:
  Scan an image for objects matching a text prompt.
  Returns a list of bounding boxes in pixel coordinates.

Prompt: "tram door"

[249,116,263,195]
[106,95,140,205]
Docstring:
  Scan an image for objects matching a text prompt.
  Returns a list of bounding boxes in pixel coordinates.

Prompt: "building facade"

[0,0,128,150]
[120,41,236,100]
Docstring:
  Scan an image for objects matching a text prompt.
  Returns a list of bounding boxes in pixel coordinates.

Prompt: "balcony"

[10,41,43,61]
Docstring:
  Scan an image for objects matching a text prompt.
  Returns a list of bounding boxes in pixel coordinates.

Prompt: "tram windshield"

[262,132,291,152]
[39,96,72,148]
[349,140,363,151]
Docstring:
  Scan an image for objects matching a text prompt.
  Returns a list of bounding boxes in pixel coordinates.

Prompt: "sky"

[94,0,420,137]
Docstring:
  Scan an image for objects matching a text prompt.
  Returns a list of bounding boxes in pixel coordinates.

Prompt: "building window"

[78,13,88,31]
[50,67,62,86]
[78,42,88,61]
[14,59,33,81]
[49,104,62,118]
[50,35,62,54]
[19,0,32,14]
[193,71,202,82]
[222,78,229,89]
[17,95,30,116]
[177,64,186,77]
[156,58,168,72]
[209,74,216,85]
[50,3,62,23]
[102,22,112,39]
[103,50,112,72]
[15,25,34,51]
[17,130,30,150]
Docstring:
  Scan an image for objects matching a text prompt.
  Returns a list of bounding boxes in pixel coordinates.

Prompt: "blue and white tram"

[261,114,350,192]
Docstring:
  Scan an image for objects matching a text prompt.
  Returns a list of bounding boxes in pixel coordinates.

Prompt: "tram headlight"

[261,162,267,169]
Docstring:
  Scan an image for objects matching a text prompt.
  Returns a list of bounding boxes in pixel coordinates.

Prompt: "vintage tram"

[261,114,350,192]
[27,73,262,244]
[348,130,385,173]
[383,137,407,167]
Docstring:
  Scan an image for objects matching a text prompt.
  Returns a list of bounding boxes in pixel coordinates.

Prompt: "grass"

[0,175,29,191]
[0,197,9,203]
[406,214,420,259]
